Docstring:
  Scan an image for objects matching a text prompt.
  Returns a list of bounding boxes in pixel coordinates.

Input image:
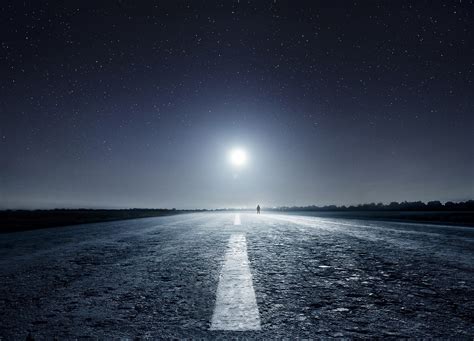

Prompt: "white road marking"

[234,214,241,225]
[210,234,261,331]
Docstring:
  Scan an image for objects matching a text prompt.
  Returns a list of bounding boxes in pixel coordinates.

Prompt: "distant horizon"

[2,198,473,211]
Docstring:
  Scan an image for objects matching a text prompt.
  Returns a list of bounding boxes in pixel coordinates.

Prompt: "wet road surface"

[1,212,473,338]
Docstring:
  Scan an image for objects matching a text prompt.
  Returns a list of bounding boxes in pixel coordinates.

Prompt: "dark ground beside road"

[0,212,473,338]
[0,209,188,233]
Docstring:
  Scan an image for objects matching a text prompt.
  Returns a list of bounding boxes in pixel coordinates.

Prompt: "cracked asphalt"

[0,212,473,339]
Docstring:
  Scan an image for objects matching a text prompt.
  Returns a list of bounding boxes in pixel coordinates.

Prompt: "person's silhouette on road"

[257,205,261,214]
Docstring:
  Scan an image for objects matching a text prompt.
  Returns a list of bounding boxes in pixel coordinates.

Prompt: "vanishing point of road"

[1,212,473,338]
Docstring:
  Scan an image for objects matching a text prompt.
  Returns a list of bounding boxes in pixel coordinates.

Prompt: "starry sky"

[1,1,473,209]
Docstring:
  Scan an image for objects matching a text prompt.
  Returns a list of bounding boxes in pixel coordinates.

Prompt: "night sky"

[1,1,473,209]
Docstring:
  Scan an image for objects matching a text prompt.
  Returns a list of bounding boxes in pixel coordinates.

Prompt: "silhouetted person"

[257,204,261,214]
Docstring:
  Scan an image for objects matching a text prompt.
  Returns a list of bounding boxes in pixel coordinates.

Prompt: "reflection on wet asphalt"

[0,212,473,338]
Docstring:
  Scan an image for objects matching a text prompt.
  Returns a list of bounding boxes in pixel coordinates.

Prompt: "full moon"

[229,148,247,166]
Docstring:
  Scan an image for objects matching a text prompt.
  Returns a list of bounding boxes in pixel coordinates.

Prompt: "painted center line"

[234,214,241,225]
[210,234,261,331]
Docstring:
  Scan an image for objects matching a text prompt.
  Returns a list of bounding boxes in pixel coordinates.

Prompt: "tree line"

[271,200,474,212]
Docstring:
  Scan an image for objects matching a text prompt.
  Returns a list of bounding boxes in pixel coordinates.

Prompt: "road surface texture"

[1,212,473,338]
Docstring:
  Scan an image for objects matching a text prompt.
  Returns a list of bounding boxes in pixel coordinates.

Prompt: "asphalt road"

[1,212,473,338]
